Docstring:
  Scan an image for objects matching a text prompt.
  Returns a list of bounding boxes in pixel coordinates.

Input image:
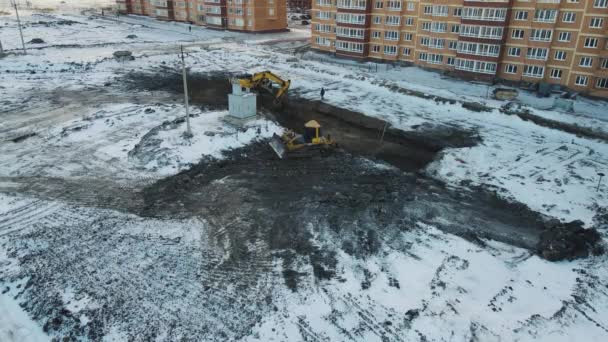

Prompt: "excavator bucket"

[269,133,287,159]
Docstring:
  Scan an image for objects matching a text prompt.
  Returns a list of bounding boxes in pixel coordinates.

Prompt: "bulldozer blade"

[269,134,287,159]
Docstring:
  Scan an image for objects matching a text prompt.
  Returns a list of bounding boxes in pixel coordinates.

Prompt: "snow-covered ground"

[1,7,608,342]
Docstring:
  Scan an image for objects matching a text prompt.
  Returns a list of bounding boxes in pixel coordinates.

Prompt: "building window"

[384,45,398,55]
[457,42,500,57]
[527,48,548,60]
[448,41,457,50]
[372,45,380,53]
[554,51,567,61]
[419,52,427,61]
[597,78,608,89]
[407,2,415,11]
[504,64,517,74]
[550,69,562,79]
[590,18,604,28]
[451,24,460,33]
[403,47,411,56]
[584,37,599,48]
[460,25,503,39]
[337,0,367,10]
[385,31,399,41]
[423,5,432,15]
[432,5,448,17]
[336,13,366,25]
[336,41,364,53]
[422,22,431,31]
[580,57,593,67]
[372,31,381,39]
[386,1,401,10]
[447,57,455,65]
[601,58,608,69]
[534,9,557,23]
[562,12,576,23]
[268,8,275,16]
[431,22,447,33]
[511,29,524,39]
[429,38,445,48]
[386,16,400,26]
[403,33,413,41]
[373,16,381,24]
[530,29,552,41]
[575,75,588,86]
[523,65,544,78]
[514,11,528,21]
[336,27,365,38]
[375,1,383,9]
[594,0,608,8]
[454,8,462,17]
[462,7,507,21]
[315,37,332,46]
[508,47,521,56]
[455,59,497,74]
[420,37,429,46]
[427,53,443,64]
[405,17,414,25]
[558,31,571,42]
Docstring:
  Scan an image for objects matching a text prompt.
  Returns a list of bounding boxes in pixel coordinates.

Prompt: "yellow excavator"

[269,120,336,159]
[235,71,290,105]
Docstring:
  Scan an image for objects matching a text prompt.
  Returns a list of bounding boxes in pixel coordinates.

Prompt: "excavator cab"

[303,120,321,143]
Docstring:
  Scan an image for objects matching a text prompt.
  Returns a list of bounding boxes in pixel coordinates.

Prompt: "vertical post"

[597,173,605,192]
[379,121,389,145]
[180,45,192,137]
[0,40,4,55]
[12,0,27,55]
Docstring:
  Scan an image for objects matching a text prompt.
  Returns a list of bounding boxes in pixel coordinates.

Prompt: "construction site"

[1,1,608,341]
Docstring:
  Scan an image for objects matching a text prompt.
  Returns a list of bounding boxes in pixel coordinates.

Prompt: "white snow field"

[1,5,608,342]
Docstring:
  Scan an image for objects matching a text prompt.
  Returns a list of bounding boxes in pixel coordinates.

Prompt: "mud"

[5,69,580,295]
[138,142,548,289]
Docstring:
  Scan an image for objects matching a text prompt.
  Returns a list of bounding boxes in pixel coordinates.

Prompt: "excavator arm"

[238,71,290,104]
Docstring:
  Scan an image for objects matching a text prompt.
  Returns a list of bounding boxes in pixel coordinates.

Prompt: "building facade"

[117,0,287,32]
[310,0,608,98]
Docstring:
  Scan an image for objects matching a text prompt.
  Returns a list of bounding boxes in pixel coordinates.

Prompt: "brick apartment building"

[117,0,287,32]
[310,0,608,98]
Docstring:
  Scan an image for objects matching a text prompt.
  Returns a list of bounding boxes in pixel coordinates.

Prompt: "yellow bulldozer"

[269,120,336,159]
[234,71,290,105]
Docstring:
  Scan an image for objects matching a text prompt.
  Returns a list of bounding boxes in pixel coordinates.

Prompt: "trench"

[124,71,480,172]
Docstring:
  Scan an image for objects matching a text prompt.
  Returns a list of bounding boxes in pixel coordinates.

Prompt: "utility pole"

[11,0,27,55]
[180,45,192,138]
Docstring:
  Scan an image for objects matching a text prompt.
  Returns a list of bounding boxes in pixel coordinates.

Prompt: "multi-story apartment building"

[117,0,287,32]
[310,0,608,98]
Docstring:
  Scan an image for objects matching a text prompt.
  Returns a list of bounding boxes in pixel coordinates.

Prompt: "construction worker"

[189,25,192,32]
[320,87,325,100]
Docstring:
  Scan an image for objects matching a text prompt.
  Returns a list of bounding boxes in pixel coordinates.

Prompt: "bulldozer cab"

[303,120,321,143]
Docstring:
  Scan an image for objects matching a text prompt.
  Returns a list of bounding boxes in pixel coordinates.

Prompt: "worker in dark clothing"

[320,87,325,100]
[189,25,192,32]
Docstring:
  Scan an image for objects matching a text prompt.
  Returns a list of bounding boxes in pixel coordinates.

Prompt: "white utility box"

[228,81,257,119]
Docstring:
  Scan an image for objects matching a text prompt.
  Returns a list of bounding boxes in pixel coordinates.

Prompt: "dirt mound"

[537,220,604,261]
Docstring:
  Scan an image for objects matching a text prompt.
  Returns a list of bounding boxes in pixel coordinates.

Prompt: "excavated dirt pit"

[117,70,573,287]
[123,71,481,171]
